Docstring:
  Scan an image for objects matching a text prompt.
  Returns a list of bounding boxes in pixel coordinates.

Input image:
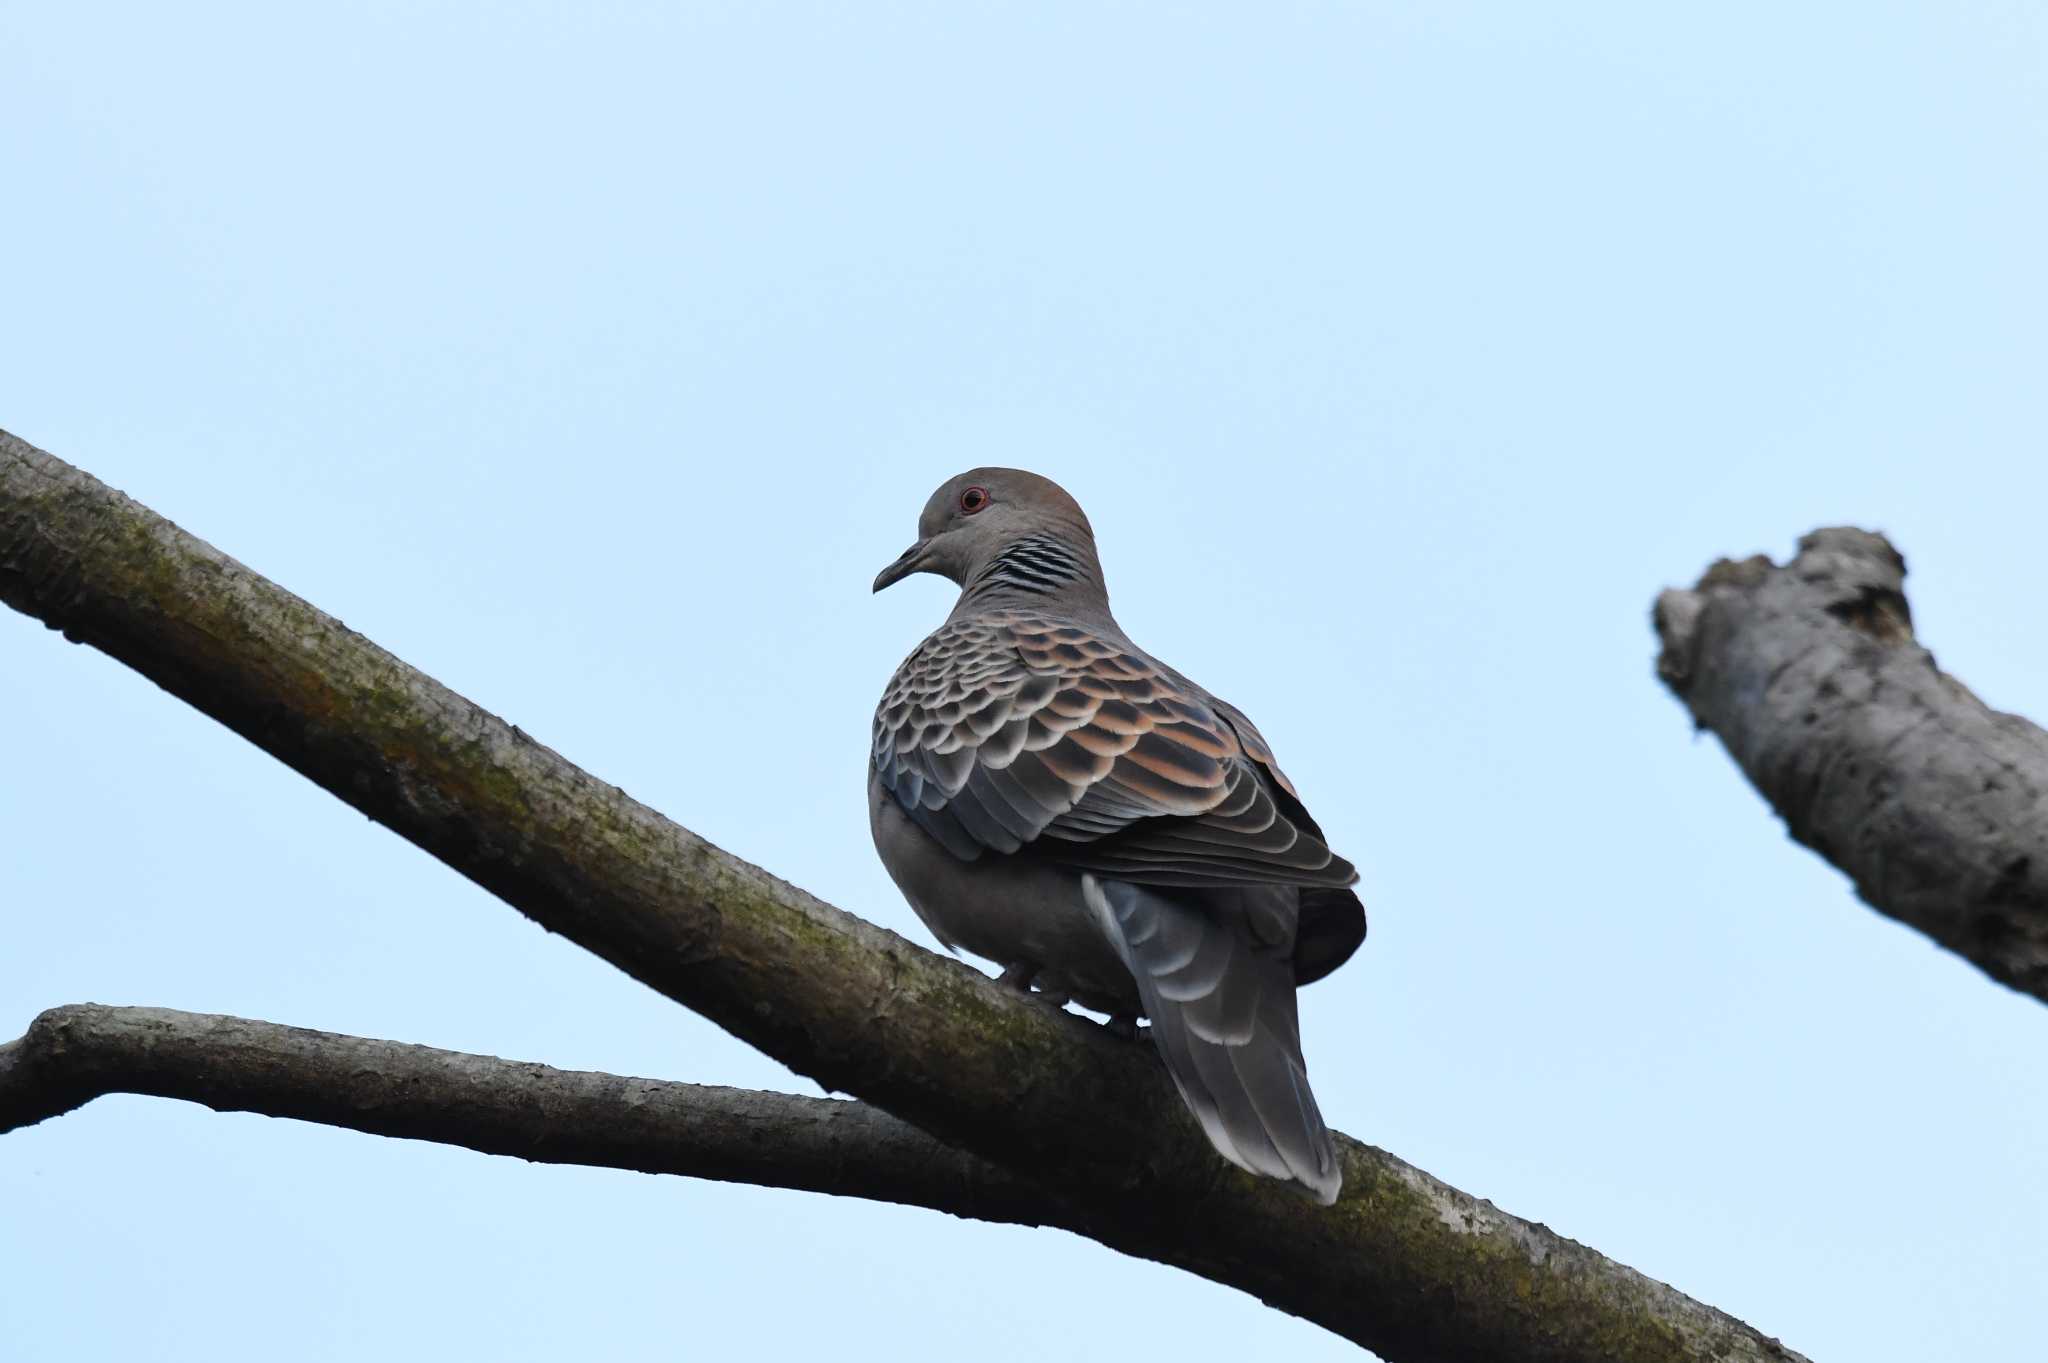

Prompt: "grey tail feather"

[1082,875,1342,1205]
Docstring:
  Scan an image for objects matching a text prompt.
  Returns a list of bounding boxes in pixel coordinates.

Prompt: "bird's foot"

[996,962,1038,992]
[1102,1014,1139,1040]
[996,963,1073,1010]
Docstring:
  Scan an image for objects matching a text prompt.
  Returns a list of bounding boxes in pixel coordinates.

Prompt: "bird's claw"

[996,963,1073,1009]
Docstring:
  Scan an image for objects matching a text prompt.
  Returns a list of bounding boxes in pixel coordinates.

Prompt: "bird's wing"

[873,611,1356,890]
[1201,692,1368,983]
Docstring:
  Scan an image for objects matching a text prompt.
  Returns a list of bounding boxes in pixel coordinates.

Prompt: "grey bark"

[2,427,1806,1362]
[0,1005,1059,1227]
[1655,528,2048,1004]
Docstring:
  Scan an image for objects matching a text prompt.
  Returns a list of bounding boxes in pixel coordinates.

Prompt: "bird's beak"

[872,540,931,593]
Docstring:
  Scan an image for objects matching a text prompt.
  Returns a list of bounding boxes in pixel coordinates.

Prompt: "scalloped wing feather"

[873,612,1358,890]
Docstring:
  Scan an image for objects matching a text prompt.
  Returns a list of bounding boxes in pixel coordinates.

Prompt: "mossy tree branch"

[2,427,1804,1362]
[1655,529,2048,1005]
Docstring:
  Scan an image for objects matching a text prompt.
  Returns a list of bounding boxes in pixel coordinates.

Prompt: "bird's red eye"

[960,486,990,514]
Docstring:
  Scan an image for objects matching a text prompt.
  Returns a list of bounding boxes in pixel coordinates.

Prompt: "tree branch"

[0,1005,1064,1227]
[2,427,1805,1362]
[1655,528,2048,1006]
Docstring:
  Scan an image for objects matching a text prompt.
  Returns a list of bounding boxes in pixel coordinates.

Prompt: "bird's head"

[872,468,1100,595]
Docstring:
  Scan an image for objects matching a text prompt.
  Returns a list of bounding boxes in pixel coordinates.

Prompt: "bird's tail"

[1083,876,1341,1204]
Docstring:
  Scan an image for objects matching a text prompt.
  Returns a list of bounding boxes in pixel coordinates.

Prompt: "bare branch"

[0,1005,1062,1227]
[1655,528,2048,1005]
[2,428,1805,1362]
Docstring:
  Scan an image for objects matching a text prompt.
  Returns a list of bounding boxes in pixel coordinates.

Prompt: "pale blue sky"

[4,5,2045,1360]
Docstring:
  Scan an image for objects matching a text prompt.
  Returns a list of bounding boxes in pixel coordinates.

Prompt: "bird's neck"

[952,530,1112,620]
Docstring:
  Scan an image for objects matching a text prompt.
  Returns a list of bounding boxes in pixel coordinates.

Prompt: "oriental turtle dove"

[870,468,1364,1203]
